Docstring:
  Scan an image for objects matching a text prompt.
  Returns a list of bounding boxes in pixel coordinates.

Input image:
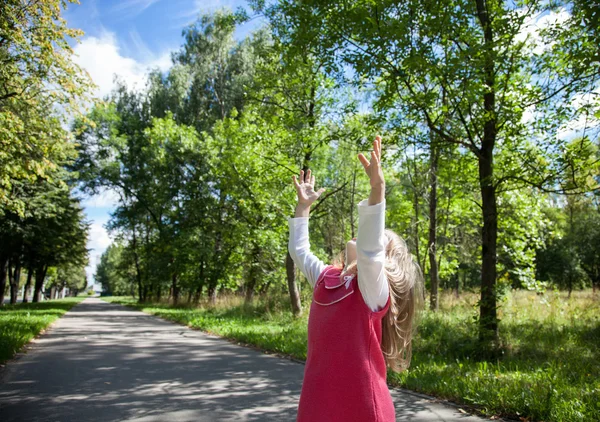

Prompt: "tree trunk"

[412,173,423,272]
[428,140,439,311]
[33,265,48,303]
[193,284,203,304]
[245,279,257,304]
[476,0,499,346]
[455,273,460,298]
[478,147,498,344]
[171,265,179,306]
[207,282,217,304]
[10,258,21,305]
[193,261,205,304]
[260,280,272,294]
[287,252,302,316]
[132,228,144,303]
[23,267,33,303]
[0,257,7,307]
[245,243,261,304]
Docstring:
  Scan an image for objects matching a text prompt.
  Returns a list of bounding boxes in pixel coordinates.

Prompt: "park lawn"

[0,297,85,364]
[104,290,600,422]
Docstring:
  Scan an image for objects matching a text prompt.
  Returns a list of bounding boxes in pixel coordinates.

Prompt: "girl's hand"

[292,169,325,210]
[358,135,385,188]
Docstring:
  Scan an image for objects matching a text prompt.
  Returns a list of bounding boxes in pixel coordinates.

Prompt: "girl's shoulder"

[316,265,342,283]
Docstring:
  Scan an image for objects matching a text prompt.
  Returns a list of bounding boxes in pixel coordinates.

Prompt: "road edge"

[0,298,89,381]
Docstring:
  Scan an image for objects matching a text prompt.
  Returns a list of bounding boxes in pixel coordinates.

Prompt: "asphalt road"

[0,298,491,421]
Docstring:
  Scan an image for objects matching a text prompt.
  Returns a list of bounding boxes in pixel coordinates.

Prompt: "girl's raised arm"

[356,136,389,311]
[288,170,326,288]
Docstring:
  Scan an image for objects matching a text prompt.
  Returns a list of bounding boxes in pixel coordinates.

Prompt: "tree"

[167,10,264,132]
[0,0,92,216]
[237,23,362,315]
[46,264,87,298]
[0,178,89,305]
[95,244,131,296]
[207,108,298,304]
[255,0,597,344]
[28,192,88,302]
[573,203,600,293]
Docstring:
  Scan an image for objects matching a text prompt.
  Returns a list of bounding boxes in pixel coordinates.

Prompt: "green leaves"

[0,0,92,217]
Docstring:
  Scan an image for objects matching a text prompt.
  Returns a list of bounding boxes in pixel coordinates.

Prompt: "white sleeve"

[288,217,327,288]
[356,199,389,312]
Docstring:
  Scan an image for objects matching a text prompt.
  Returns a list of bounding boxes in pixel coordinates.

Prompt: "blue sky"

[64,0,264,285]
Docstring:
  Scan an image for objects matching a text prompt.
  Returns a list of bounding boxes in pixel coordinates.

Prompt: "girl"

[289,136,423,422]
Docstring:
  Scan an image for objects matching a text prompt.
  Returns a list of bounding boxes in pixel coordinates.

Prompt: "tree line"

[1,1,598,347]
[86,1,599,343]
[0,0,90,304]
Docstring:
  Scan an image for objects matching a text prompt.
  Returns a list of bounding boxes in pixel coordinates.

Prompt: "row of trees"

[1,1,597,346]
[86,1,599,345]
[251,0,600,341]
[0,0,91,304]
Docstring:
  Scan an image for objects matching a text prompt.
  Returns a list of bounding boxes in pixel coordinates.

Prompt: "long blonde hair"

[335,229,424,372]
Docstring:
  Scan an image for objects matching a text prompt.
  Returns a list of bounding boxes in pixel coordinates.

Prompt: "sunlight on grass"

[104,290,600,421]
[0,297,84,363]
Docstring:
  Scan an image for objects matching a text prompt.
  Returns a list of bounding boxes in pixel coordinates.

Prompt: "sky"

[63,0,264,286]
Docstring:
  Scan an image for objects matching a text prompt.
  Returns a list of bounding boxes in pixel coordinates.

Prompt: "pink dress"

[297,265,394,422]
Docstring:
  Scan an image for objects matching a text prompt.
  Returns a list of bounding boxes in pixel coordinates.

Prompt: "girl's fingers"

[311,175,315,186]
[371,150,379,165]
[306,169,311,184]
[358,153,370,170]
[317,188,325,196]
[292,175,300,189]
[299,170,305,184]
[375,136,381,159]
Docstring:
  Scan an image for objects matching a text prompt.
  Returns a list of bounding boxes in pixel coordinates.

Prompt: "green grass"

[104,290,600,422]
[0,297,84,363]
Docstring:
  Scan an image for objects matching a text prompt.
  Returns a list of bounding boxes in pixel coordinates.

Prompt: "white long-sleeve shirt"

[288,199,389,312]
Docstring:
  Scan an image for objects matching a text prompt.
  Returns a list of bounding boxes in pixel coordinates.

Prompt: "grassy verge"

[0,297,85,364]
[104,290,600,422]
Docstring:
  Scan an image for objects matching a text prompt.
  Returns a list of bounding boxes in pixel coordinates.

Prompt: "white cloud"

[73,31,171,99]
[515,9,599,140]
[515,8,570,55]
[172,0,235,24]
[82,189,120,208]
[111,0,163,18]
[557,88,600,140]
[85,219,113,284]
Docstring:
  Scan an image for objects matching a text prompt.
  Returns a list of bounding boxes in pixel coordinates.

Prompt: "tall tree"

[256,0,597,344]
[0,0,91,216]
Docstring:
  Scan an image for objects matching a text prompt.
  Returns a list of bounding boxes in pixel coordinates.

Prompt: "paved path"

[0,298,490,421]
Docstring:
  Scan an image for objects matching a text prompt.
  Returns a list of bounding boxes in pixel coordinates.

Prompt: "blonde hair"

[334,229,424,372]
